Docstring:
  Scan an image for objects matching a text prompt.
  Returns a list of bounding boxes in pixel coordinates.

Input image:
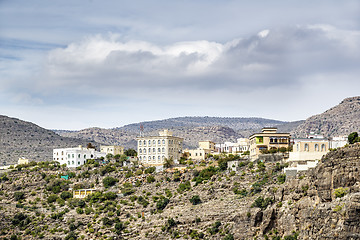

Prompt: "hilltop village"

[1,126,359,239]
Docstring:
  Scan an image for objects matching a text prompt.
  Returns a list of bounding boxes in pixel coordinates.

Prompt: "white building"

[330,136,348,149]
[136,130,183,166]
[216,138,249,154]
[53,146,106,167]
[100,145,124,156]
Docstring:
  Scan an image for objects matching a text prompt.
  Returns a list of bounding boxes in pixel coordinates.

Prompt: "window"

[143,140,146,145]
[91,154,93,158]
[148,140,151,145]
[200,153,202,156]
[162,147,165,152]
[153,148,156,153]
[315,144,319,151]
[158,140,161,144]
[158,156,160,160]
[68,161,70,165]
[144,148,146,153]
[139,156,142,160]
[139,149,142,153]
[162,155,165,160]
[72,161,74,165]
[78,162,80,165]
[84,155,86,159]
[162,140,165,144]
[321,144,326,151]
[153,156,155,160]
[68,154,71,158]
[158,148,161,153]
[148,156,151,160]
[139,141,142,146]
[61,151,64,155]
[78,154,81,158]
[149,148,151,153]
[153,140,156,145]
[304,143,309,151]
[72,154,74,158]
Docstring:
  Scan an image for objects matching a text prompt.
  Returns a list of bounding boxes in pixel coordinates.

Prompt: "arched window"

[139,141,142,146]
[153,156,155,160]
[158,140,161,144]
[139,149,142,154]
[143,148,146,153]
[153,140,156,145]
[148,148,151,153]
[61,151,64,155]
[158,156,160,160]
[162,147,165,152]
[143,140,146,145]
[162,140,165,144]
[153,148,156,153]
[296,144,299,152]
[139,156,142,160]
[162,155,165,160]
[148,156,151,160]
[148,140,151,145]
[321,144,326,151]
[68,161,70,165]
[158,148,161,153]
[84,155,86,159]
[304,143,309,151]
[315,144,319,151]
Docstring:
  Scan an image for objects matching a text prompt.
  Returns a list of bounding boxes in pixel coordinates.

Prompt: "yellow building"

[136,130,183,166]
[249,128,290,160]
[73,189,96,199]
[187,148,212,160]
[100,145,124,156]
[18,157,29,165]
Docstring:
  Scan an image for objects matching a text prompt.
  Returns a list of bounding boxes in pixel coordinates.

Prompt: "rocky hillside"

[293,96,360,137]
[0,115,98,165]
[56,117,303,149]
[0,144,359,239]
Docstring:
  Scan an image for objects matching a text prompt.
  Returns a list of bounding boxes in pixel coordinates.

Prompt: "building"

[73,189,96,199]
[136,129,183,166]
[18,157,29,165]
[187,148,212,161]
[330,136,348,149]
[100,145,124,156]
[53,146,106,167]
[249,128,290,160]
[216,138,250,154]
[289,138,329,162]
[198,141,216,152]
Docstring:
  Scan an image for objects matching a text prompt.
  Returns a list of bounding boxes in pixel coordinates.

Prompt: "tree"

[163,157,174,168]
[190,195,201,205]
[87,143,95,149]
[102,176,118,188]
[348,132,359,144]
[14,192,25,201]
[124,148,137,156]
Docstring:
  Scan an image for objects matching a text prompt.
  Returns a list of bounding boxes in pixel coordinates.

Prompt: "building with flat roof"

[53,146,106,167]
[249,128,290,160]
[100,145,124,156]
[216,138,249,154]
[136,129,183,166]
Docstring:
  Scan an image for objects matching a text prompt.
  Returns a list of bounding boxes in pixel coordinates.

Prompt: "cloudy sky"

[1,0,360,130]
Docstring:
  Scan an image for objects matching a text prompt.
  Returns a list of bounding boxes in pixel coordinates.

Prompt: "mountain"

[0,115,98,165]
[56,117,303,149]
[293,96,360,137]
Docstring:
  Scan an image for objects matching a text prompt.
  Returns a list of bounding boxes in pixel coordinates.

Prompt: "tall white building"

[53,146,106,167]
[136,130,183,166]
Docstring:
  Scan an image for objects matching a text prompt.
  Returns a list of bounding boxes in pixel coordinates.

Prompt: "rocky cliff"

[293,96,360,137]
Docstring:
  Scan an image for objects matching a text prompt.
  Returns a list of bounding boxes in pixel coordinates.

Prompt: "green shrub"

[147,175,156,183]
[103,176,118,188]
[177,181,191,193]
[208,221,221,235]
[14,191,25,201]
[145,167,156,174]
[277,174,286,184]
[156,197,170,210]
[60,191,73,200]
[251,197,273,209]
[137,196,149,208]
[190,195,201,205]
[47,194,59,203]
[334,187,349,198]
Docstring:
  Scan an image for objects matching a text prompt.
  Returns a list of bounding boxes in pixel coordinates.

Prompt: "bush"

[14,192,25,201]
[177,181,191,193]
[47,194,59,203]
[334,187,349,198]
[121,182,135,196]
[115,222,125,235]
[251,197,273,209]
[137,196,149,208]
[12,212,30,227]
[190,195,201,205]
[145,167,156,174]
[208,221,221,235]
[147,175,156,183]
[103,176,118,188]
[65,231,78,240]
[104,191,117,200]
[102,217,113,227]
[60,191,73,200]
[277,174,286,184]
[224,234,234,240]
[156,197,170,210]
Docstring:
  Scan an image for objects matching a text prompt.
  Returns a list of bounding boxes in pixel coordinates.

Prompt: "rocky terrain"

[0,144,359,239]
[0,115,98,165]
[293,96,360,137]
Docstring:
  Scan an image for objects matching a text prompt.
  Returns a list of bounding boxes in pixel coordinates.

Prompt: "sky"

[1,0,360,130]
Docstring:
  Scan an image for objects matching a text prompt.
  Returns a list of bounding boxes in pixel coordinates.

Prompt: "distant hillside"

[0,115,98,165]
[118,116,287,132]
[56,117,304,149]
[293,96,360,137]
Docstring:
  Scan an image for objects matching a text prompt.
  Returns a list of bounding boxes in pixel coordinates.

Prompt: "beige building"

[187,148,212,161]
[198,141,216,151]
[100,145,124,156]
[249,128,290,160]
[136,130,183,166]
[288,138,329,162]
[18,157,29,165]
